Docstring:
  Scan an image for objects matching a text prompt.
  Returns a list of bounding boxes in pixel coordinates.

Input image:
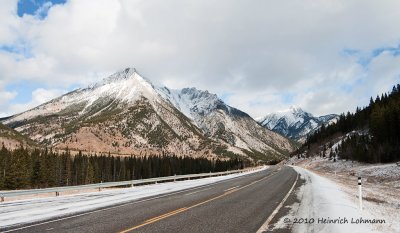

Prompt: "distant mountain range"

[1,68,296,163]
[257,106,338,142]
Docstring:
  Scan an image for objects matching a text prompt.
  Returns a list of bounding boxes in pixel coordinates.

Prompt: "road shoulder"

[270,166,384,233]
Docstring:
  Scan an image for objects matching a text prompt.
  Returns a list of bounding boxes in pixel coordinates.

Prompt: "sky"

[1,0,400,118]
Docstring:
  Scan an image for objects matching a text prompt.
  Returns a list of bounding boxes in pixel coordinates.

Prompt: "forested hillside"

[299,84,400,163]
[0,146,244,190]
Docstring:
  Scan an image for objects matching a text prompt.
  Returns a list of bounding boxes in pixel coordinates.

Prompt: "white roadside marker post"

[358,177,362,211]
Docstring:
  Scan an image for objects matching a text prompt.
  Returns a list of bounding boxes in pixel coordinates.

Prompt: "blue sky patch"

[343,45,400,68]
[0,45,20,54]
[17,0,66,18]
[339,84,353,94]
[5,81,44,104]
[5,81,77,105]
[282,93,294,104]
[0,41,33,59]
[220,92,234,102]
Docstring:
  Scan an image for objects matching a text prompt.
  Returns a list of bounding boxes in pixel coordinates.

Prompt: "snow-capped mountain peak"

[2,67,297,162]
[258,107,338,142]
[5,68,160,123]
[95,67,154,89]
[99,67,137,83]
[259,106,308,129]
[155,86,296,158]
[156,86,222,122]
[287,105,304,114]
[90,67,156,97]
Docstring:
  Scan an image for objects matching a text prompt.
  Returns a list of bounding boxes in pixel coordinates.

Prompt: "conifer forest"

[0,146,244,190]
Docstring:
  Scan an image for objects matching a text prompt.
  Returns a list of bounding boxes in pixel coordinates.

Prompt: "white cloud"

[366,51,400,95]
[0,0,400,117]
[31,88,64,104]
[0,90,17,106]
[0,0,19,45]
[0,89,17,117]
[0,88,66,117]
[34,2,53,19]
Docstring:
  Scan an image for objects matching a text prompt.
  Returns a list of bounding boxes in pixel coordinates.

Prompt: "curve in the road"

[5,166,299,233]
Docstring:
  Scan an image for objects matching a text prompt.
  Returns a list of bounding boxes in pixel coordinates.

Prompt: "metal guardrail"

[0,167,259,202]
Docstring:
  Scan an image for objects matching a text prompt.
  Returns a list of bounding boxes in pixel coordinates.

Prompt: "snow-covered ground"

[0,167,266,229]
[274,158,400,233]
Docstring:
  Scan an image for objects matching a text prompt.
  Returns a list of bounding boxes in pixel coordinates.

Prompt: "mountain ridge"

[257,106,338,142]
[2,68,296,163]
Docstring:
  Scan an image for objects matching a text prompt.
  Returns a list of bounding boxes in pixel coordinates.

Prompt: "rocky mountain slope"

[257,106,338,142]
[157,87,295,160]
[2,68,296,162]
[0,123,38,150]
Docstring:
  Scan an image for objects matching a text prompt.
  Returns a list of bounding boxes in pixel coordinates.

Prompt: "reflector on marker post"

[358,177,362,211]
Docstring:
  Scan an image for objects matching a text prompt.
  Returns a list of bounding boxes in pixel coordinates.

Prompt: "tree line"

[0,146,245,190]
[301,84,400,163]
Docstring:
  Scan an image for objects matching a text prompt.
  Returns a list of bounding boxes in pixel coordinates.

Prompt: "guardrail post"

[1,196,4,202]
[358,177,362,211]
[56,191,59,197]
[174,174,176,182]
[99,181,102,192]
[131,181,134,188]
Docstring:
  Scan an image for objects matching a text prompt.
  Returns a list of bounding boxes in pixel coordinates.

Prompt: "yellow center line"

[224,186,239,192]
[119,171,279,233]
[143,208,187,223]
[120,208,188,233]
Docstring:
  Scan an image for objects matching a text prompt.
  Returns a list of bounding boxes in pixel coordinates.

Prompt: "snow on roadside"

[0,167,266,229]
[295,157,400,233]
[273,166,386,233]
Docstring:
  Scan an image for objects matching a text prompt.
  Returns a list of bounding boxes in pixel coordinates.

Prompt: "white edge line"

[2,168,267,233]
[256,172,299,233]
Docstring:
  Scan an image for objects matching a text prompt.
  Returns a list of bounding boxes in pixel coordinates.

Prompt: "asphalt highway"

[4,166,298,233]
